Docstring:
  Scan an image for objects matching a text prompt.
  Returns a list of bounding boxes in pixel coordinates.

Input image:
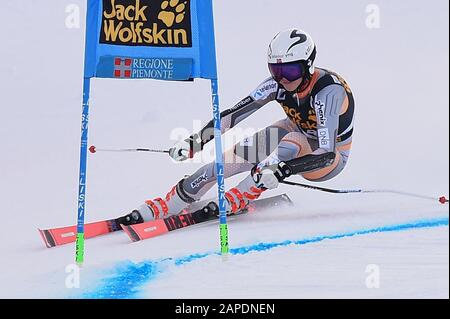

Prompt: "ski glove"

[252,167,279,190]
[169,139,192,161]
[169,134,203,161]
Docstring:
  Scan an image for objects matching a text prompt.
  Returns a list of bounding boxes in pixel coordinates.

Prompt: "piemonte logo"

[114,57,132,78]
[100,0,192,47]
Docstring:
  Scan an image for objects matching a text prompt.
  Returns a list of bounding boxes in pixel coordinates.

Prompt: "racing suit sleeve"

[312,83,348,155]
[188,78,279,154]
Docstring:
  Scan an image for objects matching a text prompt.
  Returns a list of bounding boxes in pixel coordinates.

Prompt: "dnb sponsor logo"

[114,57,175,79]
[101,0,192,47]
[318,128,330,149]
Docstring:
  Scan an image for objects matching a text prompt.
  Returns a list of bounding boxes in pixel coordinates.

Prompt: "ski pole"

[89,145,169,154]
[280,180,449,204]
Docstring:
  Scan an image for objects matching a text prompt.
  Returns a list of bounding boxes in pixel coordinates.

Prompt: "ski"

[121,194,293,242]
[38,194,293,248]
[38,219,121,248]
[37,198,233,248]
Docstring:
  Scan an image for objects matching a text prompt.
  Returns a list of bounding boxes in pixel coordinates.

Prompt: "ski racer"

[120,28,355,225]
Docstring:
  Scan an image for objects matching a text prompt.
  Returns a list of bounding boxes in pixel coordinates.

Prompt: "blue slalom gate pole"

[210,79,229,255]
[75,77,91,265]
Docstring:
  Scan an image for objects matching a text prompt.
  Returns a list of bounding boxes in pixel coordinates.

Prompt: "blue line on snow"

[81,216,449,299]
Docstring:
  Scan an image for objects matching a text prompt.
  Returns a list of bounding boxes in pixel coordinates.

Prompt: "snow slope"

[0,0,448,298]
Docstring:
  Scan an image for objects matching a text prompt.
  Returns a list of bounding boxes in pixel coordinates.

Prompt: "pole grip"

[274,152,336,181]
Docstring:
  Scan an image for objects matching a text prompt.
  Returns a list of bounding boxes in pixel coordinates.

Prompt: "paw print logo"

[158,0,187,28]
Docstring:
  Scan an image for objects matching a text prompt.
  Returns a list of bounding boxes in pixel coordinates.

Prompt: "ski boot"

[131,179,197,222]
[115,210,144,226]
[195,201,220,222]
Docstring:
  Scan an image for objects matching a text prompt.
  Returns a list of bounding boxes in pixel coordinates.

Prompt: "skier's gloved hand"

[169,139,192,161]
[252,166,279,190]
[169,134,202,162]
[273,161,292,181]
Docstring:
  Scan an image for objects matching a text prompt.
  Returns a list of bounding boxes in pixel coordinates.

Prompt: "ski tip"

[38,228,55,248]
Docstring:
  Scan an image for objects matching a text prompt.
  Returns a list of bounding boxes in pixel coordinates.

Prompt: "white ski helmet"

[268,29,317,79]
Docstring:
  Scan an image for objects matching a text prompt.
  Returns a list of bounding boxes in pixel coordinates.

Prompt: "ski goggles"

[268,62,306,82]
